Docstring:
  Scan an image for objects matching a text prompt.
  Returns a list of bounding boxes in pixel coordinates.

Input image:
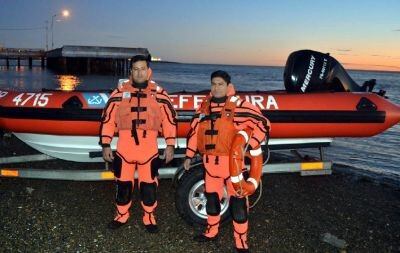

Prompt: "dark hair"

[210,70,231,84]
[130,54,151,68]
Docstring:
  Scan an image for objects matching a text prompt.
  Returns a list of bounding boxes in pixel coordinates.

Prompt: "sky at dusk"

[0,0,399,71]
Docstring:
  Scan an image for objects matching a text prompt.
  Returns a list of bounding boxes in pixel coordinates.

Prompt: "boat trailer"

[0,144,332,181]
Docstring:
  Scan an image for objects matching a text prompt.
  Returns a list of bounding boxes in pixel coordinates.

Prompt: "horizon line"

[156,60,400,74]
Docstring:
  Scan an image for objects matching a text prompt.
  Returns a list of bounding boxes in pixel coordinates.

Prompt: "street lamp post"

[51,14,56,50]
[51,10,70,50]
[45,20,49,51]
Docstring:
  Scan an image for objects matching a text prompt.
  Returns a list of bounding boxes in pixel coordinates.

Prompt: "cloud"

[370,54,391,58]
[336,49,352,52]
[370,64,400,69]
[334,51,359,56]
[105,34,127,39]
[344,62,400,69]
[393,29,400,32]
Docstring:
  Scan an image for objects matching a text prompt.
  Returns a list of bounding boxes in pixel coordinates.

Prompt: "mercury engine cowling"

[283,49,375,93]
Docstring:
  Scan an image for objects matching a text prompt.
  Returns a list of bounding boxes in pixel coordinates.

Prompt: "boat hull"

[13,133,333,162]
[1,90,399,138]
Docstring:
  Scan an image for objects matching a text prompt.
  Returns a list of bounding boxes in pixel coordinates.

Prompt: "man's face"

[211,77,228,98]
[131,60,149,84]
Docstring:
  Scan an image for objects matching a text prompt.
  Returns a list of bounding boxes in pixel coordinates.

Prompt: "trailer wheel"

[175,165,231,226]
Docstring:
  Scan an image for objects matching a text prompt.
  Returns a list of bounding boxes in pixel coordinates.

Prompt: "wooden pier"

[46,45,149,75]
[0,48,46,68]
[0,45,150,75]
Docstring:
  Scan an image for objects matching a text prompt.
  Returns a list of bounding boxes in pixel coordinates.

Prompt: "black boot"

[234,247,250,253]
[193,234,218,242]
[144,224,159,233]
[107,220,126,230]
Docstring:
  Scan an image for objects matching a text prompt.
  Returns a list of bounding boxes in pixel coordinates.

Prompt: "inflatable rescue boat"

[0,50,399,162]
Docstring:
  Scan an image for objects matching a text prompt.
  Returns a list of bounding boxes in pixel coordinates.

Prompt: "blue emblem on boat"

[83,93,109,108]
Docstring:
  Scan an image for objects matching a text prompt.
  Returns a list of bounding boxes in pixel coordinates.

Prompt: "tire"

[175,165,231,226]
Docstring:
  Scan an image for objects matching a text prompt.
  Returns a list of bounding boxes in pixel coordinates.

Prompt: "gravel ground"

[1,135,399,252]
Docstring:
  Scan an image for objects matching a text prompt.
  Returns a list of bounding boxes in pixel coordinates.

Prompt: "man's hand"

[102,147,114,162]
[164,145,174,164]
[183,158,191,170]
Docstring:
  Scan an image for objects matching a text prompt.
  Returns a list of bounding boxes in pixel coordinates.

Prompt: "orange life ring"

[229,129,263,197]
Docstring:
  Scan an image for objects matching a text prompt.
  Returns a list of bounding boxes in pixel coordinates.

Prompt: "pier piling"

[0,48,45,68]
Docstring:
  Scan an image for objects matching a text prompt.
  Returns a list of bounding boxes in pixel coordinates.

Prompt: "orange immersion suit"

[100,79,176,226]
[186,84,270,250]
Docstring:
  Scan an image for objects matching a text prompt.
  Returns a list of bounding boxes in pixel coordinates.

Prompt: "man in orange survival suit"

[184,70,270,252]
[100,54,176,233]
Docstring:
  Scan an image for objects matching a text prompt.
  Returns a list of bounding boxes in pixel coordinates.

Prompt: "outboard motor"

[284,49,375,93]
